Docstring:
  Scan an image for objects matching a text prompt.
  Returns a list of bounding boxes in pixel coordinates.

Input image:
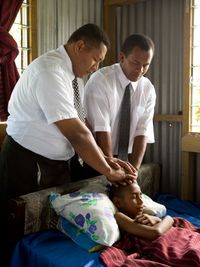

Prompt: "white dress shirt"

[7,45,82,160]
[84,63,156,155]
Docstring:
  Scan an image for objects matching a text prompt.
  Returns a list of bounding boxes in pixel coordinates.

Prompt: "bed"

[8,163,200,267]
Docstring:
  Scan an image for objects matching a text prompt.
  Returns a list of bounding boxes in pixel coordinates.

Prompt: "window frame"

[191,0,200,133]
[10,0,37,73]
[29,0,37,62]
[182,0,200,153]
[181,0,200,200]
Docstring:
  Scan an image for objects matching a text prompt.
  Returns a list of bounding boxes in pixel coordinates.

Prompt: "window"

[181,0,200,200]
[191,0,200,132]
[9,0,37,75]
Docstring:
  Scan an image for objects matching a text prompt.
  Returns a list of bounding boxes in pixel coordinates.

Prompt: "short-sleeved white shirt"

[84,63,156,155]
[7,45,82,160]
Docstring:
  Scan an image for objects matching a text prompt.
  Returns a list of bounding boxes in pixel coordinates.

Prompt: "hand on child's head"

[112,177,136,187]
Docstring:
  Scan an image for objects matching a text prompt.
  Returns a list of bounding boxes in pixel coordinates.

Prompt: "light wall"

[36,0,188,198]
[37,0,103,55]
[115,0,184,196]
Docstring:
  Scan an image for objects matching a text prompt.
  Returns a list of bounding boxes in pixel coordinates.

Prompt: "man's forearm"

[55,119,112,176]
[129,135,147,170]
[96,131,113,157]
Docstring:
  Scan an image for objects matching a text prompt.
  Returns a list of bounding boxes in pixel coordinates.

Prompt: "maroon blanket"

[100,218,200,267]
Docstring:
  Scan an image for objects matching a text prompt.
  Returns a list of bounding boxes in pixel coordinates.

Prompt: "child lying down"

[100,180,200,267]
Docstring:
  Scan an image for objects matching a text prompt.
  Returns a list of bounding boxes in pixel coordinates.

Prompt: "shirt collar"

[117,63,138,92]
[57,45,75,81]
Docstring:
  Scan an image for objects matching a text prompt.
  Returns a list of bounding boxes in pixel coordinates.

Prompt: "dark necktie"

[118,83,131,161]
[72,78,85,122]
[72,78,85,166]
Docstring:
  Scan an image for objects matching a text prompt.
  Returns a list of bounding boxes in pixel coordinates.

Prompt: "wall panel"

[36,0,190,197]
[37,0,58,54]
[116,0,184,195]
[37,0,103,55]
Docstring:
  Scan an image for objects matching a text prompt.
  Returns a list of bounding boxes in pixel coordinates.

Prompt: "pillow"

[142,193,166,218]
[57,216,105,252]
[79,175,111,194]
[49,191,120,246]
[79,178,166,218]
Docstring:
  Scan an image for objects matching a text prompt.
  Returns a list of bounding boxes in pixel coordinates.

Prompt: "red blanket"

[100,218,200,267]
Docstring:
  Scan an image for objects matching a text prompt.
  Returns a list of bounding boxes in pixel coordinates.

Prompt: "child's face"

[116,182,144,219]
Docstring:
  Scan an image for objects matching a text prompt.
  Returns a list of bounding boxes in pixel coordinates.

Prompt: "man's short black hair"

[121,33,154,56]
[67,23,110,49]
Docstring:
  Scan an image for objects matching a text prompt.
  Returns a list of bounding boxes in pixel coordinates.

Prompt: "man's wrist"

[131,164,139,171]
[103,165,112,177]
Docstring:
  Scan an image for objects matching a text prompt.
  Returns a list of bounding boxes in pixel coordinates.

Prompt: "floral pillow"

[49,191,120,246]
[57,216,105,252]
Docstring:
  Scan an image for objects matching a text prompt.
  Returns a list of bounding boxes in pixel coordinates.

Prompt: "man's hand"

[105,162,136,187]
[105,156,137,186]
[105,157,138,177]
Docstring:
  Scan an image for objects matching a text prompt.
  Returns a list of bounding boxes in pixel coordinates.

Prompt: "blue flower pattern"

[74,214,85,227]
[50,190,116,243]
[67,192,106,241]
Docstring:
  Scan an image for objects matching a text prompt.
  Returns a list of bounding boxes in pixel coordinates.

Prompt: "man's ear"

[112,196,122,209]
[119,52,125,63]
[74,40,86,54]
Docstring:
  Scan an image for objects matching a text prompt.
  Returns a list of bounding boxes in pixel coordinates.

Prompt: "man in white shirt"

[0,24,138,266]
[84,33,156,173]
[0,24,136,202]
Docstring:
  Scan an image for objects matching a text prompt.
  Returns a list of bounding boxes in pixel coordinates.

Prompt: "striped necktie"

[72,78,85,122]
[118,83,131,161]
[72,78,85,166]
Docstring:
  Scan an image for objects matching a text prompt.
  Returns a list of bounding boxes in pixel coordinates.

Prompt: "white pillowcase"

[79,176,166,218]
[50,176,166,246]
[79,175,111,194]
[50,190,120,246]
[142,194,166,218]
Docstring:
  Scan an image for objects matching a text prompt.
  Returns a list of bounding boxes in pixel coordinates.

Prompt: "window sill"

[182,133,200,153]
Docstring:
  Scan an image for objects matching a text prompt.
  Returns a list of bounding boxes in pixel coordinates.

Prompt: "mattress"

[9,193,200,267]
[9,229,105,267]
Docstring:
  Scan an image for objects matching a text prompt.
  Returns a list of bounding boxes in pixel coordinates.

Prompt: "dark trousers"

[0,135,70,266]
[0,135,70,199]
[69,153,100,181]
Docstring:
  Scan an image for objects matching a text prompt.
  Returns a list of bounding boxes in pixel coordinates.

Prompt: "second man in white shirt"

[84,33,156,173]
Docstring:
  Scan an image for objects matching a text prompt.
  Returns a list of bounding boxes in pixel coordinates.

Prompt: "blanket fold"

[100,217,200,267]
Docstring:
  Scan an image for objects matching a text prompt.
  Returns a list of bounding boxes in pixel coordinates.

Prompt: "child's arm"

[115,212,174,240]
[135,213,162,226]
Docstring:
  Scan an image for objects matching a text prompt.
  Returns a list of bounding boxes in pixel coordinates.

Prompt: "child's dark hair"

[109,180,139,200]
[109,184,120,201]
